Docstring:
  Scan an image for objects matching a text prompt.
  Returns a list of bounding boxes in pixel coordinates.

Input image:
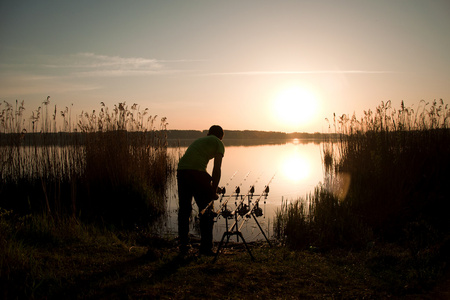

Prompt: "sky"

[1,0,449,133]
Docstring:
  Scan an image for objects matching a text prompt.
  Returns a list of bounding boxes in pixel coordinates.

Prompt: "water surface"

[164,139,325,242]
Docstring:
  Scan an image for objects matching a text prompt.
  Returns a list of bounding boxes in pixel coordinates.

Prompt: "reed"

[275,99,450,251]
[0,99,174,228]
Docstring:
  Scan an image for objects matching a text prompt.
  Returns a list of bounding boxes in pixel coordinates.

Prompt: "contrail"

[203,70,392,76]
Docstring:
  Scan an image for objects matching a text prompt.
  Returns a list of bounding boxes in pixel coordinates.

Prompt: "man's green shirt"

[178,135,225,172]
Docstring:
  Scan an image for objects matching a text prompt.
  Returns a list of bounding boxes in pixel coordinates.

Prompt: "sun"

[272,86,318,130]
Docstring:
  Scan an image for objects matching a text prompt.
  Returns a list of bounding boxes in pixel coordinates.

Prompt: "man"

[177,125,225,256]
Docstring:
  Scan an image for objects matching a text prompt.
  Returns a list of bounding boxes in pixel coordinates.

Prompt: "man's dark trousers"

[177,169,215,252]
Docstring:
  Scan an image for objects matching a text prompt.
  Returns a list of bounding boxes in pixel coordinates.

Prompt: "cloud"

[40,52,171,77]
[0,53,200,99]
[202,70,392,76]
[0,52,198,97]
[47,52,161,69]
[0,52,195,78]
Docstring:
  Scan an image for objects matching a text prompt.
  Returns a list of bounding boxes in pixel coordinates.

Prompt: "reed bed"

[275,99,450,251]
[0,99,174,228]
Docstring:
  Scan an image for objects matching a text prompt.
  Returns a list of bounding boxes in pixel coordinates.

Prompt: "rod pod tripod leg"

[213,209,255,262]
[213,229,255,263]
[251,212,272,247]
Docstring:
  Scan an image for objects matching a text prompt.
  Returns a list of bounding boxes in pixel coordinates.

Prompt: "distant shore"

[0,130,338,146]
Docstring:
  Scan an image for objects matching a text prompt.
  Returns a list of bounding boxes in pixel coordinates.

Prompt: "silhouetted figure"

[177,125,225,256]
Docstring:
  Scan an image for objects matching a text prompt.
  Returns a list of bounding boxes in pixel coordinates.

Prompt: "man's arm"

[211,153,223,196]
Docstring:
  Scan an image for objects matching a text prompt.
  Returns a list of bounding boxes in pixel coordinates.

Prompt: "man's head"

[207,125,224,140]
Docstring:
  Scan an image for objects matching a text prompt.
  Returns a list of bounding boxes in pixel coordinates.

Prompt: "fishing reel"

[220,208,233,219]
[203,208,218,219]
[237,204,250,216]
[253,204,263,217]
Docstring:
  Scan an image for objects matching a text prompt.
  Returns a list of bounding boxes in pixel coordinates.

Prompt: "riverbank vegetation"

[274,99,450,292]
[0,100,173,227]
[1,98,449,298]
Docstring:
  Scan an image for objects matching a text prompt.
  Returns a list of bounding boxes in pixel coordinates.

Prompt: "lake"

[163,139,325,242]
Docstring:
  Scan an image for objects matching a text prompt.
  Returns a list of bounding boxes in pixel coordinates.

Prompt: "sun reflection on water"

[280,150,311,183]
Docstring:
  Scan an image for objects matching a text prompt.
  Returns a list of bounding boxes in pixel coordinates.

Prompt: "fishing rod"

[199,171,238,215]
[215,171,250,217]
[230,175,275,231]
[225,173,264,233]
[238,173,276,231]
[213,173,276,261]
[229,172,263,218]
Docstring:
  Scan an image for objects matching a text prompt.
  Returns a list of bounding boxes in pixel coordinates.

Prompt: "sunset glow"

[0,1,449,132]
[272,86,319,131]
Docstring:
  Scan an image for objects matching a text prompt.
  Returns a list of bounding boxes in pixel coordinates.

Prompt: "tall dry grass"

[275,99,450,250]
[0,99,174,227]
